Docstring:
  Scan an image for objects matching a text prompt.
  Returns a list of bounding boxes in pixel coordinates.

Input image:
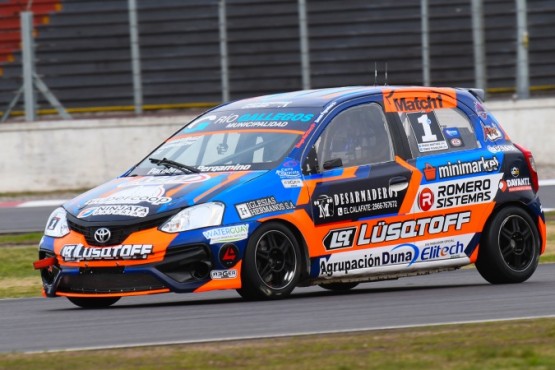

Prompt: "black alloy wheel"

[238,223,301,300]
[476,206,540,284]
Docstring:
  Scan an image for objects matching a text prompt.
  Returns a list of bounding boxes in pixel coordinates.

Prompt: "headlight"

[160,202,224,233]
[44,207,70,238]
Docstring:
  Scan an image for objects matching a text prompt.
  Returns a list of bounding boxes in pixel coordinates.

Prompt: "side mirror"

[303,146,320,175]
[323,157,343,170]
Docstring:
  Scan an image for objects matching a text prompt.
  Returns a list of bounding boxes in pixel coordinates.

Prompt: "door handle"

[389,176,409,192]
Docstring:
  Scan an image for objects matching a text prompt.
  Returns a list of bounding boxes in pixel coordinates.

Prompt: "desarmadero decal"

[311,178,402,225]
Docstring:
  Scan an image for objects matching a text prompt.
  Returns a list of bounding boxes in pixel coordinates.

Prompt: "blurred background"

[0,0,553,121]
[0,0,554,194]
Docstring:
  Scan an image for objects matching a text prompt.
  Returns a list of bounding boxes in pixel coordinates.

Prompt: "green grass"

[2,318,555,369]
[0,232,42,246]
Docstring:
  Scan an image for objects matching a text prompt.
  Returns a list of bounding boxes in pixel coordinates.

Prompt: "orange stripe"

[56,288,170,298]
[469,243,480,263]
[395,156,421,215]
[192,172,246,203]
[538,216,547,254]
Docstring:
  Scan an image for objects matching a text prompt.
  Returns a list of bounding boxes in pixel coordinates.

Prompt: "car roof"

[217,86,480,111]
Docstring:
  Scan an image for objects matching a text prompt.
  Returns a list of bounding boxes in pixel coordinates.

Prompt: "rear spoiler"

[458,88,485,102]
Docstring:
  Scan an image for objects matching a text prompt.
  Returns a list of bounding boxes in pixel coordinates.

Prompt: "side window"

[313,103,394,171]
[399,108,480,157]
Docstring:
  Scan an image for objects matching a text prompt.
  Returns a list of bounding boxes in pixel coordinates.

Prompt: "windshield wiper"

[149,157,201,174]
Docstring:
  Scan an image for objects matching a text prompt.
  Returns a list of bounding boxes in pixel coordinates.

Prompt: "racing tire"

[319,282,359,291]
[67,296,121,309]
[237,223,302,300]
[476,206,540,284]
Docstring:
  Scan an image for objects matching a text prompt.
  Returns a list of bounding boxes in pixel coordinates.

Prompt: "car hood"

[64,171,266,222]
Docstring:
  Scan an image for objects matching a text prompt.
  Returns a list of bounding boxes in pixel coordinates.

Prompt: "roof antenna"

[374,62,378,86]
[384,62,388,86]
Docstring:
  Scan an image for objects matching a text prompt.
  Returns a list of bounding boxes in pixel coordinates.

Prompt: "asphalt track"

[2,264,555,353]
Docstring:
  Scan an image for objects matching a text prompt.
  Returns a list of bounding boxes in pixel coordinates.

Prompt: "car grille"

[66,210,179,246]
[57,268,166,293]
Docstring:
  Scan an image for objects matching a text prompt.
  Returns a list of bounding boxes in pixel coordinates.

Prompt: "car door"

[303,102,414,253]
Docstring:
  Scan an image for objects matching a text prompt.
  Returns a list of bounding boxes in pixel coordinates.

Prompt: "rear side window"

[398,108,479,157]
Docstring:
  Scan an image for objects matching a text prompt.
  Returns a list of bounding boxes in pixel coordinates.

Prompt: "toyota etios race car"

[35,86,546,308]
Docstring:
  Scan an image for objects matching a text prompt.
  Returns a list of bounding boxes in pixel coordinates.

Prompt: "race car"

[34,86,546,308]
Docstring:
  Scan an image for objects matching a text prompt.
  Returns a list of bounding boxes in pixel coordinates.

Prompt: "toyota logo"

[94,228,111,244]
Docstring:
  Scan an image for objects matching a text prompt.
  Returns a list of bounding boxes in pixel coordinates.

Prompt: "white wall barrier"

[0,97,553,193]
[0,115,195,193]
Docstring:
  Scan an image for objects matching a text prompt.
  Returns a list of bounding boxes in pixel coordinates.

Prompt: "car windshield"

[131,129,304,175]
[130,108,319,175]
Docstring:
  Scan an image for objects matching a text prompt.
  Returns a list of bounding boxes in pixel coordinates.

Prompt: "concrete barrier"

[0,97,553,193]
[0,115,195,193]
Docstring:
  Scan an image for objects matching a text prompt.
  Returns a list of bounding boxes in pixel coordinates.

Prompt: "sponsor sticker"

[118,174,210,187]
[78,205,149,218]
[408,112,448,153]
[276,167,302,179]
[418,188,434,211]
[323,227,357,250]
[413,174,502,212]
[87,186,172,206]
[210,269,238,279]
[313,186,399,223]
[436,156,499,179]
[499,178,532,192]
[317,235,471,278]
[203,225,249,244]
[241,101,292,109]
[443,127,464,148]
[357,211,471,245]
[281,179,304,188]
[487,144,518,154]
[60,244,153,262]
[481,122,503,142]
[382,89,457,113]
[235,196,295,219]
[197,164,251,172]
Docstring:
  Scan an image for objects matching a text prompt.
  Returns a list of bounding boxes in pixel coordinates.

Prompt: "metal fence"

[0,0,554,121]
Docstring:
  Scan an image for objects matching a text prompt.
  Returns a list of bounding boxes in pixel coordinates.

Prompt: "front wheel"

[476,206,540,284]
[237,223,302,300]
[67,296,121,309]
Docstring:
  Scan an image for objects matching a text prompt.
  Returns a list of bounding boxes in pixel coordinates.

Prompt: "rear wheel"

[319,282,359,291]
[67,296,121,309]
[237,223,301,300]
[476,206,540,284]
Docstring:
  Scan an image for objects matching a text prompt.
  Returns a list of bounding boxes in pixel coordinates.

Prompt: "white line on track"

[23,314,555,354]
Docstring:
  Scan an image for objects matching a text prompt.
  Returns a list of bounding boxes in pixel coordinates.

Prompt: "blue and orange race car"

[34,86,546,308]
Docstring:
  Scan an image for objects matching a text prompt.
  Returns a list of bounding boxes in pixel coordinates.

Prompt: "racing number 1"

[417,114,437,142]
